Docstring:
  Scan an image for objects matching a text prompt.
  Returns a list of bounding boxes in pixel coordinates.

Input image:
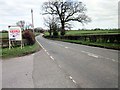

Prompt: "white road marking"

[81,51,89,54]
[44,49,47,52]
[105,57,110,60]
[81,51,99,58]
[69,76,73,79]
[112,59,116,62]
[59,65,62,68]
[47,52,50,55]
[81,50,118,63]
[72,80,76,84]
[49,41,65,47]
[50,56,54,60]
[36,39,44,49]
[65,47,68,48]
[88,53,99,58]
[69,76,77,84]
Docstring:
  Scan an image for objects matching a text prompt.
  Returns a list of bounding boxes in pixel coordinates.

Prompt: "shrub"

[22,29,35,45]
[39,30,44,33]
[61,31,65,36]
[2,30,8,33]
[53,30,58,37]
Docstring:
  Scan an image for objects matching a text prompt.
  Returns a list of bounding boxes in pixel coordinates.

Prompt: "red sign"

[8,26,22,41]
[10,30,20,33]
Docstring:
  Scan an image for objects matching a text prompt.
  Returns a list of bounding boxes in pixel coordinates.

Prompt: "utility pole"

[31,9,34,33]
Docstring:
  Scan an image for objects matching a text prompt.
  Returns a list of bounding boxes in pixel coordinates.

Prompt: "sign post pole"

[9,40,11,49]
[8,26,11,49]
[21,40,22,49]
[31,9,34,34]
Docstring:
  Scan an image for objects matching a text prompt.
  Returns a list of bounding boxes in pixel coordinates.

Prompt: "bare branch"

[42,0,91,35]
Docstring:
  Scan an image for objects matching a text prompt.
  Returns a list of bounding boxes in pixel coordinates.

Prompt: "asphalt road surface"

[36,34,119,88]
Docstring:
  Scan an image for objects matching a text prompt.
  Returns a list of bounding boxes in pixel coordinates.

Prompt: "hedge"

[44,34,120,43]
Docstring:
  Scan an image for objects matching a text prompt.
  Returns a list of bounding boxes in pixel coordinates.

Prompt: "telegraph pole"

[31,9,34,33]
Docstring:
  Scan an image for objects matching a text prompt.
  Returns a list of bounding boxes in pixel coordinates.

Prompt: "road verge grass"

[1,41,41,59]
[45,37,120,50]
[44,30,119,50]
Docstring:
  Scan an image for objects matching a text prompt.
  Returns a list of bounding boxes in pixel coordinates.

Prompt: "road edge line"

[36,37,45,50]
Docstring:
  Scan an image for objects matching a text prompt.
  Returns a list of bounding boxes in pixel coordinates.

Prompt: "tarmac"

[2,49,77,88]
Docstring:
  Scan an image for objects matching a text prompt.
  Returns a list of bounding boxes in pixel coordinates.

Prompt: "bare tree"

[42,0,91,35]
[44,16,59,36]
[44,17,53,36]
[16,21,33,30]
[16,20,25,30]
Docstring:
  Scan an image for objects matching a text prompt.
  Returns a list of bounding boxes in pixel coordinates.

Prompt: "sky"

[0,0,119,30]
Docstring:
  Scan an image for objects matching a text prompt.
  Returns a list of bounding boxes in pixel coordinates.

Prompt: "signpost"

[31,9,34,33]
[8,26,22,49]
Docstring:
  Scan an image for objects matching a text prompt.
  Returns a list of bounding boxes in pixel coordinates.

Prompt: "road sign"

[8,26,22,41]
[8,26,22,49]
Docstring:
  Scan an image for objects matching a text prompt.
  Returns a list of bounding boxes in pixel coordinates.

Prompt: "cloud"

[78,0,118,29]
[0,0,44,30]
[0,0,118,30]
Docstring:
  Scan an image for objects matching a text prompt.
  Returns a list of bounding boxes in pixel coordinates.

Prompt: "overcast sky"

[0,0,118,30]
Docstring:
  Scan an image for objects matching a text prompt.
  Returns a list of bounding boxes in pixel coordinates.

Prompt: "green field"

[44,29,119,36]
[0,32,40,39]
[65,30,119,36]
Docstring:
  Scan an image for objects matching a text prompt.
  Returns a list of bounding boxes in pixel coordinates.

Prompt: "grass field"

[0,32,40,39]
[44,29,119,36]
[65,30,119,36]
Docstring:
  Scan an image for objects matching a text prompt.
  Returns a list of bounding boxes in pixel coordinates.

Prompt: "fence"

[0,38,28,48]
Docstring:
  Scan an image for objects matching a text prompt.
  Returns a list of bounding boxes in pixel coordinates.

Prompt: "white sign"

[8,26,22,41]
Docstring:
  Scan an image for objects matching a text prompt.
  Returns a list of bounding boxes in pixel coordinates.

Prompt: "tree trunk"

[50,30,52,36]
[61,22,65,36]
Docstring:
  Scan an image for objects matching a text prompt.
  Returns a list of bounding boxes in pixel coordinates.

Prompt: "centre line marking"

[65,47,68,49]
[112,59,116,62]
[88,53,99,58]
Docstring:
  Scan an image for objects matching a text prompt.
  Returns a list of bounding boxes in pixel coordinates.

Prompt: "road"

[36,34,118,88]
[2,55,34,88]
[2,43,77,88]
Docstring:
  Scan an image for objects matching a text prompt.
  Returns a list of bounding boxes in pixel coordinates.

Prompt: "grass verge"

[1,41,41,59]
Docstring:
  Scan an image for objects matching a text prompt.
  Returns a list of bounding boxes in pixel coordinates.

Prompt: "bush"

[53,30,58,37]
[61,31,65,36]
[22,29,35,45]
[0,30,8,33]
